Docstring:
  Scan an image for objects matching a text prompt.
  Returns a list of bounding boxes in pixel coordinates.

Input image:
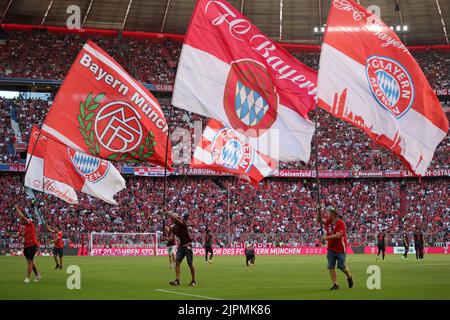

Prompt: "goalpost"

[89,232,159,256]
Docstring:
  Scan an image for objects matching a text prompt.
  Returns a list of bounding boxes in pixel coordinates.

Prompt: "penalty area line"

[155,289,224,300]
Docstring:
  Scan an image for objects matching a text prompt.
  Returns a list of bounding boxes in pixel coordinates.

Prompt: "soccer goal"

[89,232,159,256]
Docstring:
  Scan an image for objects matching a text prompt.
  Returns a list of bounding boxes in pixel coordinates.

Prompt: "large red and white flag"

[42,40,172,167]
[24,126,79,204]
[43,137,126,205]
[318,0,449,175]
[172,0,317,162]
[192,119,277,185]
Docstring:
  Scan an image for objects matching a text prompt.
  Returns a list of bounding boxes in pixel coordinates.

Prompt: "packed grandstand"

[0,27,449,254]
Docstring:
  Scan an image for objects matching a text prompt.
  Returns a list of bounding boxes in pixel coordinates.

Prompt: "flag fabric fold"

[172,0,317,162]
[192,119,277,185]
[43,138,126,205]
[317,0,449,175]
[24,126,79,204]
[42,40,172,167]
[24,126,125,205]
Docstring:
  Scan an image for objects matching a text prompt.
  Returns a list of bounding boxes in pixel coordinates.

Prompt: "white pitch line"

[155,289,224,300]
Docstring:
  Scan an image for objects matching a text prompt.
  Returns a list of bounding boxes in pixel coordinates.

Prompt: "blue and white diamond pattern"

[235,81,269,126]
[72,152,101,175]
[376,70,400,107]
[218,139,243,169]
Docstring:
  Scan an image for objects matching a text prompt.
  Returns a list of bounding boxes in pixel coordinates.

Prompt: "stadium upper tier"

[0,29,449,170]
[0,29,449,89]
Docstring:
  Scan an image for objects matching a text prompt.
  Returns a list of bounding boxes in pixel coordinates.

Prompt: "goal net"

[89,232,159,256]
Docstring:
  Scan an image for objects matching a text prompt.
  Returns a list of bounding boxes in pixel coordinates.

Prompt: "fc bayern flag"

[43,137,126,205]
[24,126,79,204]
[192,119,277,185]
[42,40,172,167]
[317,0,449,175]
[172,0,317,162]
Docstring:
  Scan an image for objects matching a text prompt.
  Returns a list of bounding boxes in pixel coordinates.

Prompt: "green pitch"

[0,254,449,300]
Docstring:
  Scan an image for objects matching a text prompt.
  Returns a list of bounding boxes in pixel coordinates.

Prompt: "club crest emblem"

[224,59,278,137]
[68,148,110,183]
[211,127,254,172]
[94,101,143,153]
[366,55,414,119]
[77,92,156,162]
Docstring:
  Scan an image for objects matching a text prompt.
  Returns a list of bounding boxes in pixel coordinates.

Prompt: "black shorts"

[176,245,194,265]
[246,254,255,261]
[205,245,213,253]
[53,247,64,257]
[24,245,37,261]
[377,244,385,250]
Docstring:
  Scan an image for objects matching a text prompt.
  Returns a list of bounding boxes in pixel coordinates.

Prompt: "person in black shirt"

[245,244,255,266]
[401,231,409,260]
[204,229,214,264]
[413,227,425,260]
[164,210,196,287]
[376,231,386,261]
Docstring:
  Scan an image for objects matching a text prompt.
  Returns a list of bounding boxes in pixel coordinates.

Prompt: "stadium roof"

[0,0,449,45]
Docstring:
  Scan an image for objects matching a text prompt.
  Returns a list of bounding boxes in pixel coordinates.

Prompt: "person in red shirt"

[15,205,41,283]
[161,225,177,269]
[46,224,64,270]
[318,208,353,290]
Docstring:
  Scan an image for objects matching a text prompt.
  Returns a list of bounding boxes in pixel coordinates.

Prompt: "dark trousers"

[246,254,255,266]
[205,245,213,261]
[377,244,385,259]
[415,243,424,260]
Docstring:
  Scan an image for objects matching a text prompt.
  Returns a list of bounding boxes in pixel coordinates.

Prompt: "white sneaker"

[34,275,41,282]
[24,278,31,284]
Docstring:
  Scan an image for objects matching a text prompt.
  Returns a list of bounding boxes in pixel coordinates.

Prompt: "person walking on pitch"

[376,230,386,261]
[163,209,197,287]
[14,205,41,283]
[204,229,214,264]
[46,224,64,269]
[318,208,353,290]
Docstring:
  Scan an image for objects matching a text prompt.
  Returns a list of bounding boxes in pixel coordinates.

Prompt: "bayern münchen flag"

[172,0,317,162]
[317,0,449,175]
[42,40,172,167]
[192,119,277,185]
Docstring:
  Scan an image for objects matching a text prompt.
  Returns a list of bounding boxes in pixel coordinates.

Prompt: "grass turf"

[0,254,449,299]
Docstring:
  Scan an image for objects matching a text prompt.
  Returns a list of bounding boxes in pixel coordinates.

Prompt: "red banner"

[364,246,449,254]
[42,40,172,167]
[134,167,174,177]
[89,246,355,256]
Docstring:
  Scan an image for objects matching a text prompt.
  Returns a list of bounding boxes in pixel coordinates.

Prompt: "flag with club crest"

[42,40,172,167]
[24,126,79,204]
[317,0,449,175]
[192,119,278,185]
[172,0,317,162]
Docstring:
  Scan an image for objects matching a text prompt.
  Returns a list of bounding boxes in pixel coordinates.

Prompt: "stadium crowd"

[0,174,448,249]
[1,96,449,171]
[0,30,449,89]
[0,29,449,252]
[0,30,177,84]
